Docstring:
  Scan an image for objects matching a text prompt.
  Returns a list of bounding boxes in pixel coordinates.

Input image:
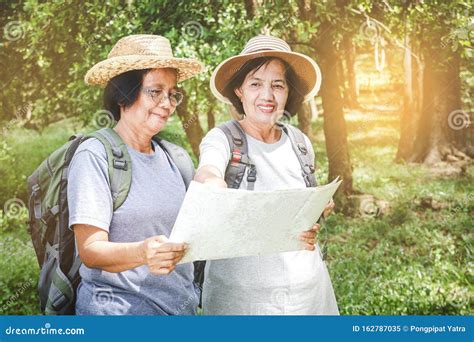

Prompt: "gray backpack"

[194,120,323,303]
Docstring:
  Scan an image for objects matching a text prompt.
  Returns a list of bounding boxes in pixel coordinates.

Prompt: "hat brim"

[85,55,205,87]
[210,50,321,105]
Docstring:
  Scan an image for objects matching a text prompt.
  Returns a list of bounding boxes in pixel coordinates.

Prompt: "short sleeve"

[197,127,231,178]
[67,140,113,232]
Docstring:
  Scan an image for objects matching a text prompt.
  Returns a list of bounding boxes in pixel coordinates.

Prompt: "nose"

[260,84,274,101]
[159,93,172,110]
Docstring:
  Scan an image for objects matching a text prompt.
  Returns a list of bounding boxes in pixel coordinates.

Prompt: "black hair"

[223,57,305,117]
[103,69,152,121]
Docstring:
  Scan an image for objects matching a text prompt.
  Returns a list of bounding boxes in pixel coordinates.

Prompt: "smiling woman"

[67,35,204,315]
[194,35,338,315]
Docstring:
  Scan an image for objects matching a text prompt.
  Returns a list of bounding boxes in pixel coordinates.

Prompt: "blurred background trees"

[2,0,471,191]
[1,0,472,315]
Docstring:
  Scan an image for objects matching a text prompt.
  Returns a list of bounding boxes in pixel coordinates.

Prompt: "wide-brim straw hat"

[85,34,204,86]
[210,35,321,104]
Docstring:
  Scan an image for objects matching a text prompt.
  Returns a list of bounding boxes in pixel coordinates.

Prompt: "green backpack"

[26,128,194,315]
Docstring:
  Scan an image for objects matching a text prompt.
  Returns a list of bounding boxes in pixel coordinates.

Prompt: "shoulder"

[70,137,109,172]
[74,137,107,160]
[201,127,230,148]
[205,127,229,141]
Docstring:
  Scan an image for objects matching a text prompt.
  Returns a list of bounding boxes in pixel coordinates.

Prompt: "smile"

[257,104,275,113]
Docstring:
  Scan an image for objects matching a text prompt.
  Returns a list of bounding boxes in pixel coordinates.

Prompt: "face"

[121,68,178,136]
[235,59,289,126]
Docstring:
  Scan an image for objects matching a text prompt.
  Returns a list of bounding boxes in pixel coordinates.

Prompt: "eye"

[249,82,260,87]
[273,84,285,90]
[150,89,163,95]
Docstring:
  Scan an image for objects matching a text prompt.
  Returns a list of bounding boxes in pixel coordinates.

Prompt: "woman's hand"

[204,177,227,188]
[323,199,335,218]
[299,223,320,251]
[141,235,187,275]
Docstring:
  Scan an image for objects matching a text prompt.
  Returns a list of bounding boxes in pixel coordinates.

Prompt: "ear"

[234,87,243,100]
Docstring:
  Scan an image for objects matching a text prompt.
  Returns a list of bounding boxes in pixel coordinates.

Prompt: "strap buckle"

[231,149,242,165]
[303,164,315,174]
[247,165,257,182]
[297,143,308,155]
[113,159,128,170]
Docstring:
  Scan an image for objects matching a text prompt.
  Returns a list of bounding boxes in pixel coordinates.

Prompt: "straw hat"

[210,35,321,104]
[85,34,204,86]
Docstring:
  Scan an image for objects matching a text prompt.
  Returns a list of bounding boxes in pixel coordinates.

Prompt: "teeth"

[258,105,274,111]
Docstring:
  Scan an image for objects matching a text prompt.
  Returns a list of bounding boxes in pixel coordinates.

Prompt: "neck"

[239,118,281,143]
[114,120,154,154]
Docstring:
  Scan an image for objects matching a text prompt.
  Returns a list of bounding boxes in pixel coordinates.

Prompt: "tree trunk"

[409,42,452,164]
[342,34,359,109]
[317,21,354,194]
[447,52,473,157]
[396,34,416,162]
[244,0,256,19]
[337,56,348,108]
[176,89,205,158]
[297,103,314,141]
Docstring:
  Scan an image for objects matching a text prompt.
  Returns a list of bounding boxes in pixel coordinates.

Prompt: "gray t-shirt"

[68,138,198,315]
[197,126,339,315]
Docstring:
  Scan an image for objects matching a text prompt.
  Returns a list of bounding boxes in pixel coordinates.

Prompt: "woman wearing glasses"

[68,35,203,315]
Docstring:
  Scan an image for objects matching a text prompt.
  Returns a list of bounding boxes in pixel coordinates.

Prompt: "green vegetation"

[1,96,471,315]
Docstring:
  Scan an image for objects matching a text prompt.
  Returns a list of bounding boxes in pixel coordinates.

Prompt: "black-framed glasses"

[142,88,184,107]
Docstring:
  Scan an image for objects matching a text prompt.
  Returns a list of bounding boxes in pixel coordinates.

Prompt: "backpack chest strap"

[219,120,257,190]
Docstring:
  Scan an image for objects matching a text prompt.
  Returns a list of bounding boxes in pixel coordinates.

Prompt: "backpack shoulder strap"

[89,128,132,211]
[282,124,330,259]
[153,138,195,189]
[281,124,317,188]
[217,120,257,190]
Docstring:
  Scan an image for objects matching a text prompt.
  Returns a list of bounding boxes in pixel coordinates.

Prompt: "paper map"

[169,178,342,264]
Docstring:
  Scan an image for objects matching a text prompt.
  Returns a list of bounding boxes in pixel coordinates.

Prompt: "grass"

[0,93,472,315]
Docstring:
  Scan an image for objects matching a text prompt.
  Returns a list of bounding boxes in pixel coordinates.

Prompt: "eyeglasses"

[142,88,184,107]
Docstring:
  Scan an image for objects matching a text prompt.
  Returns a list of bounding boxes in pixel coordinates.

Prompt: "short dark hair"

[223,57,305,117]
[103,69,152,121]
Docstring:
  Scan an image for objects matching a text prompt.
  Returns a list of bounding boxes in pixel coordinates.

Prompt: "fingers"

[299,223,320,251]
[143,235,189,275]
[323,199,336,218]
[147,254,183,276]
[149,265,176,275]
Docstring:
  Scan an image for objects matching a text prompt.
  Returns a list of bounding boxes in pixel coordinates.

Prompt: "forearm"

[80,240,144,273]
[194,165,227,187]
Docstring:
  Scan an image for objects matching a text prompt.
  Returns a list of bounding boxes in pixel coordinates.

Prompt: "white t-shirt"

[197,125,339,315]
